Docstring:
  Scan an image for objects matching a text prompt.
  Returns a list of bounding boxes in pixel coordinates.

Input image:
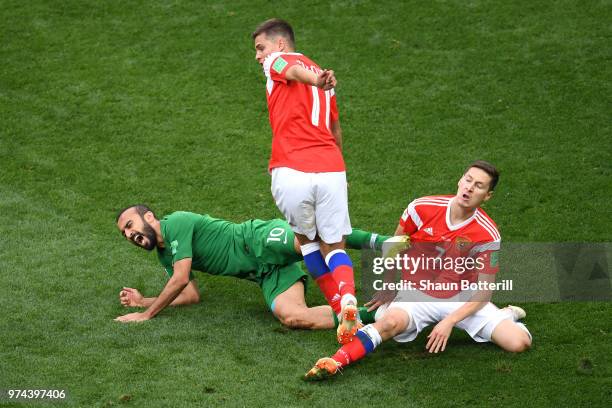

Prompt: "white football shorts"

[271,167,352,243]
[375,297,531,343]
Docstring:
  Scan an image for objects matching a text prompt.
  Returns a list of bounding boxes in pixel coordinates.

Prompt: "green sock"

[358,306,377,324]
[346,229,391,251]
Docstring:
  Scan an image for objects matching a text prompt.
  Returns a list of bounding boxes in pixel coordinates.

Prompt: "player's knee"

[504,331,531,353]
[379,311,409,337]
[279,313,298,328]
[277,309,311,329]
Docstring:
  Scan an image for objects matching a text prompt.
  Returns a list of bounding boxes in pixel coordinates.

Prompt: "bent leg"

[305,306,414,379]
[345,228,391,251]
[491,319,532,352]
[272,281,335,330]
[333,307,411,367]
[295,236,342,315]
[372,307,412,340]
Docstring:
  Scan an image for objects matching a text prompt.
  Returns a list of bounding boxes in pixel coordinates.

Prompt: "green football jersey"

[157,212,300,283]
[158,211,260,280]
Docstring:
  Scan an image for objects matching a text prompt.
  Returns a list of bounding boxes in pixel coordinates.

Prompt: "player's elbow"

[189,291,201,305]
[170,274,191,288]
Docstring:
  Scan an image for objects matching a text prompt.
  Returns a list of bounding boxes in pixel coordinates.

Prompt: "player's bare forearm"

[445,300,489,325]
[142,276,188,318]
[143,295,198,307]
[142,258,192,318]
[331,120,342,150]
[140,295,190,308]
[285,66,336,90]
[138,297,155,308]
[437,273,493,324]
[170,280,200,305]
[285,65,317,85]
[139,282,200,307]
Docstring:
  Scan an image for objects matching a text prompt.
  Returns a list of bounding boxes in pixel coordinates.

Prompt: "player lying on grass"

[114,205,389,332]
[306,161,532,379]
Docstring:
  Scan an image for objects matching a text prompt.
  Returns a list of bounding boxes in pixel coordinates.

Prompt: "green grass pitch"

[1,0,610,406]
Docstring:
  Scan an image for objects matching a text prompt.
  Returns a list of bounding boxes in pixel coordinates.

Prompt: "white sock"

[300,242,321,256]
[361,324,383,348]
[340,294,357,309]
[369,233,378,250]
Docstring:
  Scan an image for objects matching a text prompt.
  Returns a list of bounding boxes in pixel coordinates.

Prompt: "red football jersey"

[398,195,501,298]
[262,52,345,173]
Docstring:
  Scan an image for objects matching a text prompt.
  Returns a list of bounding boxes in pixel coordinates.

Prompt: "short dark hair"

[465,160,500,191]
[115,204,155,223]
[252,18,295,48]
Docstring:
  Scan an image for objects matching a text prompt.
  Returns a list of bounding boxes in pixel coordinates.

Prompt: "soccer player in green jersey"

[114,205,388,329]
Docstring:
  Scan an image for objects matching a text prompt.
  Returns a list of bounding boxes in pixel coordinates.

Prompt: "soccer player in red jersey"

[252,19,360,343]
[305,161,532,379]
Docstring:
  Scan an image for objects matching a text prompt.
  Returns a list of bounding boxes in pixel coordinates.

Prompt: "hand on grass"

[114,312,150,323]
[426,318,454,353]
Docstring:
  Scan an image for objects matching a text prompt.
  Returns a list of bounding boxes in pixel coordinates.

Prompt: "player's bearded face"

[133,216,157,251]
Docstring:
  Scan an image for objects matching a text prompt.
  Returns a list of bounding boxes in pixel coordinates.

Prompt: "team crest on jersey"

[170,240,178,255]
[453,236,474,256]
[272,57,288,74]
[454,236,471,248]
[424,227,434,236]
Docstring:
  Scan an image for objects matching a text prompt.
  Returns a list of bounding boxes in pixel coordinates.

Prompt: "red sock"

[332,265,355,297]
[331,337,367,368]
[315,273,341,314]
[326,250,355,297]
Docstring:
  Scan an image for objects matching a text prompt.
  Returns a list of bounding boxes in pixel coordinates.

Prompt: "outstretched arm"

[119,280,200,308]
[285,65,336,90]
[115,258,193,322]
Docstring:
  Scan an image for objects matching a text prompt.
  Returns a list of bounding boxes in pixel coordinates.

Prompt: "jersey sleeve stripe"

[475,217,499,241]
[475,213,501,241]
[475,212,499,233]
[414,197,451,204]
[469,241,501,256]
[412,202,449,207]
[415,195,451,200]
[475,216,501,242]
[407,201,423,229]
[325,90,331,130]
